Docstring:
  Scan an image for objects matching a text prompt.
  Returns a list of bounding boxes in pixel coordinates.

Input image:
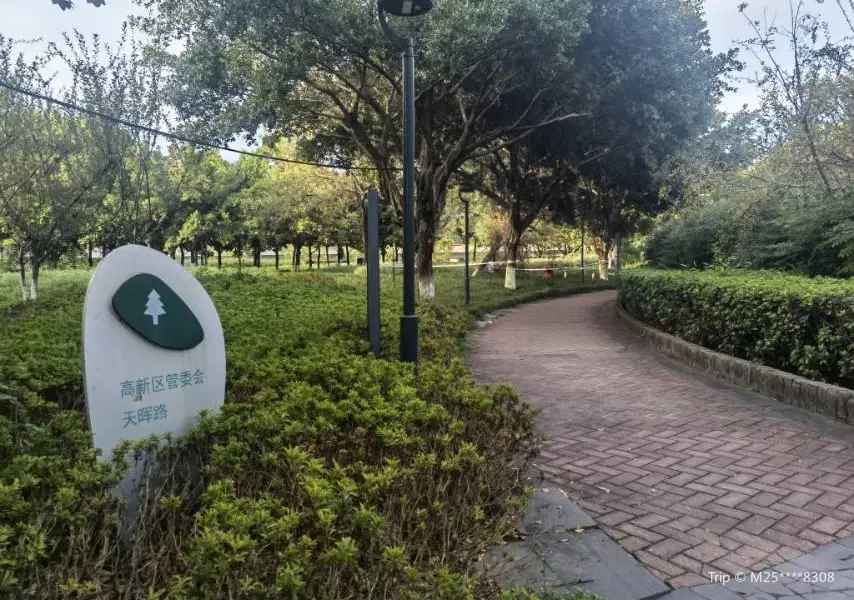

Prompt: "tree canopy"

[52,0,105,9]
[134,0,727,292]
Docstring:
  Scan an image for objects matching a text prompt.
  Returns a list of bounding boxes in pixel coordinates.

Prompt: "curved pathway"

[470,290,854,589]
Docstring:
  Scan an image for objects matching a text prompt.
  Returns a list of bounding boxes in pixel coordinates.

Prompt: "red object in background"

[543,269,554,280]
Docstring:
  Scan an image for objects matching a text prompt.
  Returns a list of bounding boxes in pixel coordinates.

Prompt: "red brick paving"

[469,291,854,588]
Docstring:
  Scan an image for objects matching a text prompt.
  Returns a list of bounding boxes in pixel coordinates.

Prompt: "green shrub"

[0,267,613,600]
[620,268,854,387]
[644,192,854,277]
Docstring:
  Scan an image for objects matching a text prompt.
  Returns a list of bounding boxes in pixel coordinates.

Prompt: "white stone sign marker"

[83,244,226,461]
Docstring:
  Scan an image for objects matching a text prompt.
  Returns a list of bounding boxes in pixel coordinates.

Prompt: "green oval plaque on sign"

[111,273,204,350]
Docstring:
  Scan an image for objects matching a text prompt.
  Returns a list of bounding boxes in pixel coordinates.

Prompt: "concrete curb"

[615,301,854,425]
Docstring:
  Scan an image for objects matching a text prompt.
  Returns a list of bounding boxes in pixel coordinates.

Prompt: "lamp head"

[459,183,476,195]
[378,0,433,17]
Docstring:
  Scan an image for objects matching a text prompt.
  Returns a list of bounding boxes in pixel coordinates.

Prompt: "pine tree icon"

[144,289,166,326]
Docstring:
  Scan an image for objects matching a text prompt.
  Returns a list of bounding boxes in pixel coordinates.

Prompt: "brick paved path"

[469,290,854,589]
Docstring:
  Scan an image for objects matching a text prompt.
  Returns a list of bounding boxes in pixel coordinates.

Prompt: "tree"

[52,0,105,8]
[240,141,358,271]
[739,1,854,197]
[139,0,591,298]
[460,136,579,289]
[739,1,839,195]
[52,28,174,249]
[0,38,118,300]
[559,0,733,279]
[162,149,258,266]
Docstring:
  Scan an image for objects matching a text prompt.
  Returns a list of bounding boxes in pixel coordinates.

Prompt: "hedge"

[619,268,854,389]
[0,268,609,600]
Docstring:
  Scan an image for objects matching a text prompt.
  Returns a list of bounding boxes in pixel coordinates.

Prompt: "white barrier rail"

[384,261,613,272]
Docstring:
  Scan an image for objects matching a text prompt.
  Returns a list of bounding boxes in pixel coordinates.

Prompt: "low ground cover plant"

[620,268,854,388]
[0,266,610,599]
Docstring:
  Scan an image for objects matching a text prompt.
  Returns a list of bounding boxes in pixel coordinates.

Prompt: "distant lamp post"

[377,0,433,363]
[378,0,433,16]
[458,184,475,306]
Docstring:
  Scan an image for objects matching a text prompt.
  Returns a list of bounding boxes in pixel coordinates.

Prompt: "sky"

[2,0,852,115]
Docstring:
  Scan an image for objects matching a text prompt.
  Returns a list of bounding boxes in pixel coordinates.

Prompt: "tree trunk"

[801,117,834,195]
[417,219,436,300]
[505,229,523,290]
[614,233,622,272]
[30,262,40,301]
[18,252,27,301]
[345,245,350,265]
[473,237,504,276]
[326,245,331,265]
[592,236,610,281]
[472,239,478,263]
[180,246,185,266]
[504,203,525,290]
[337,245,343,265]
[393,245,398,262]
[308,245,313,269]
[190,250,196,265]
[294,244,302,272]
[253,247,261,268]
[217,248,223,268]
[317,243,322,269]
[274,247,280,270]
[87,241,93,267]
[169,247,176,260]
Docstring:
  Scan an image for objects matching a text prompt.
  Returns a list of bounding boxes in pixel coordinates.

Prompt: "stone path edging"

[615,301,854,426]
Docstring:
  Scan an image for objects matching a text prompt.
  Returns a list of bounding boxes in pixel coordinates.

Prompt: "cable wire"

[0,79,397,171]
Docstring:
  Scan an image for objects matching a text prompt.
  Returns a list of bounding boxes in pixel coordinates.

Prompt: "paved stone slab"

[518,484,597,536]
[692,583,744,600]
[480,529,669,600]
[791,542,854,572]
[469,291,854,589]
[661,590,707,600]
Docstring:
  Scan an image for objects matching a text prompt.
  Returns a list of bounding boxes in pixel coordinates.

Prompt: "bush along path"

[0,267,611,600]
[619,268,854,389]
[469,290,854,595]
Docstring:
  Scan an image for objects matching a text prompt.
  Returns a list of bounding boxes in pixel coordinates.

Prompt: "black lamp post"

[458,184,475,306]
[377,0,432,363]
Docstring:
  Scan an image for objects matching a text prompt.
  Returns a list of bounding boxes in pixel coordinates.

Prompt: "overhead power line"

[0,79,395,171]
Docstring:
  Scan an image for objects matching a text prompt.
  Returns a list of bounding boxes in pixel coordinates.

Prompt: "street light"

[458,184,475,306]
[377,0,433,363]
[379,0,433,16]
